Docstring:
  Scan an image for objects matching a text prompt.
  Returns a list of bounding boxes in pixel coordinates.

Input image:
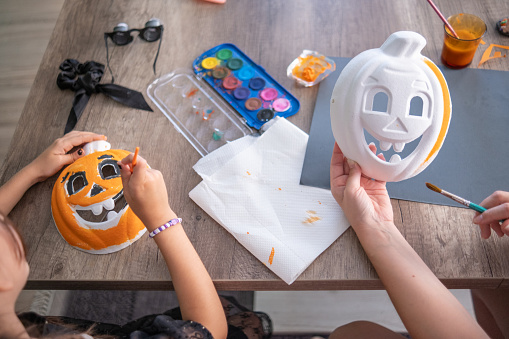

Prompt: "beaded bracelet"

[149,218,182,238]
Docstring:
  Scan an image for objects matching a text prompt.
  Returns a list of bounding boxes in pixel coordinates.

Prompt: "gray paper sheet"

[300,57,509,207]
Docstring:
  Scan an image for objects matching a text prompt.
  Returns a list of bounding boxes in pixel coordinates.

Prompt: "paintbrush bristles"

[425,182,442,193]
[426,182,470,207]
[130,147,140,174]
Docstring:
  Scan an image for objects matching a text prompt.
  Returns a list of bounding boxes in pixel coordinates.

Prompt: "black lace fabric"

[128,316,212,339]
[18,296,272,339]
[220,296,272,339]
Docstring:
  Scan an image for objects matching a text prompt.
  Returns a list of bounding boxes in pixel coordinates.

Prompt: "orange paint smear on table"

[292,55,332,82]
[268,247,275,265]
[303,210,321,224]
[478,44,509,67]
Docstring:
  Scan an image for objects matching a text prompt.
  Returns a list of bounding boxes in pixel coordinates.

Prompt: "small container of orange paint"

[287,50,336,87]
[440,13,486,69]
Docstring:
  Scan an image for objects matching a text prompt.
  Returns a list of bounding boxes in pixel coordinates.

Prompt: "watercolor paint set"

[193,43,300,130]
[148,43,300,156]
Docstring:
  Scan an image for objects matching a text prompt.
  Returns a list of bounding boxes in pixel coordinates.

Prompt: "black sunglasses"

[104,18,164,83]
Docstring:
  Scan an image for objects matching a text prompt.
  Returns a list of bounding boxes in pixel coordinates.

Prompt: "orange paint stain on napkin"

[268,247,275,265]
[303,210,321,224]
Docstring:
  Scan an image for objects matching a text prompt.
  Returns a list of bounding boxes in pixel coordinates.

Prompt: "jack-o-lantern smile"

[74,190,127,227]
[51,142,146,254]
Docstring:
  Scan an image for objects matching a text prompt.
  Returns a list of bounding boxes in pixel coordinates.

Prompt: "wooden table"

[2,0,509,290]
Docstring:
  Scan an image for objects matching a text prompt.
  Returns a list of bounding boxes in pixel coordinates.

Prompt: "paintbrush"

[425,182,486,213]
[130,147,139,174]
[425,0,460,38]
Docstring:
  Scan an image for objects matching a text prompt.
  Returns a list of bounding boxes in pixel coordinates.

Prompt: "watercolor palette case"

[148,44,299,156]
[193,43,300,130]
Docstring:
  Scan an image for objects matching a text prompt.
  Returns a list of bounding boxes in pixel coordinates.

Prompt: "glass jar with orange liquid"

[441,13,486,69]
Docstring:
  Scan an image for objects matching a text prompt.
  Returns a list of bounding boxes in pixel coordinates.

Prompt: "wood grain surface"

[0,0,65,165]
[1,0,509,290]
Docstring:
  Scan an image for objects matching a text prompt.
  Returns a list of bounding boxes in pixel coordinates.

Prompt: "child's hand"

[473,191,509,239]
[29,131,107,182]
[118,154,175,231]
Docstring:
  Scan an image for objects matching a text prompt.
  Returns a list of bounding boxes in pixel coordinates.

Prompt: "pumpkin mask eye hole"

[99,159,121,180]
[67,172,88,196]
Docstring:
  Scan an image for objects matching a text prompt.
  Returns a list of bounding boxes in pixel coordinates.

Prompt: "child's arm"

[118,154,227,339]
[0,131,106,216]
[330,143,488,339]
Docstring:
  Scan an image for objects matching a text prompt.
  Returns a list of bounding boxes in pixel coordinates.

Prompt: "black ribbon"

[57,59,153,134]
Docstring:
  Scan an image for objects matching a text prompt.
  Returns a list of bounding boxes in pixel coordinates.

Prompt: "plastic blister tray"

[193,43,300,130]
[147,68,253,157]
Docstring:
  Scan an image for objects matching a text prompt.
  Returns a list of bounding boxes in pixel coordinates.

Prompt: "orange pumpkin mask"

[51,141,146,254]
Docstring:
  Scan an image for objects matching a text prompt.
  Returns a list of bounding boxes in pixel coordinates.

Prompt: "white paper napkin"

[189,117,350,284]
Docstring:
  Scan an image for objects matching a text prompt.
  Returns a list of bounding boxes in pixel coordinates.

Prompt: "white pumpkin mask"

[330,31,451,182]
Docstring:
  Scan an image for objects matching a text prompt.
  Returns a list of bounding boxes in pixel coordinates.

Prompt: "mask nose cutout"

[90,183,105,197]
[385,118,408,133]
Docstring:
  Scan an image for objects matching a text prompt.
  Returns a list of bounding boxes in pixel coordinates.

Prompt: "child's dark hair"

[1,213,115,339]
